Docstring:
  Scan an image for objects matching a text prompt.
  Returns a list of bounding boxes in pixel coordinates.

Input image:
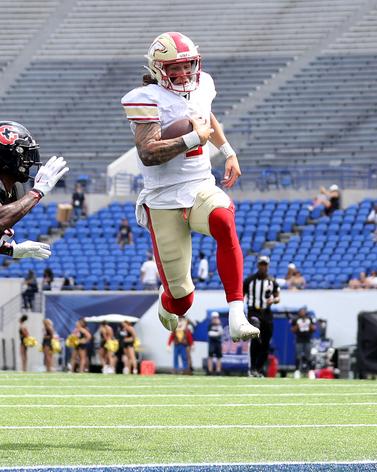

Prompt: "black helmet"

[0,121,41,183]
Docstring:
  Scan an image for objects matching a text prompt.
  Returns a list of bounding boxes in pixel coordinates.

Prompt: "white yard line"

[0,402,376,408]
[0,423,376,430]
[0,392,376,398]
[0,383,375,389]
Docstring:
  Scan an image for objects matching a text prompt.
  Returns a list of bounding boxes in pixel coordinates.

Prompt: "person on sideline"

[19,315,29,372]
[243,256,280,377]
[42,319,55,372]
[207,311,223,375]
[122,32,259,342]
[119,320,138,374]
[70,319,92,373]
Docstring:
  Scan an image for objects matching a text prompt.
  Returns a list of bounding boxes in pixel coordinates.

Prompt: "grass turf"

[0,373,376,467]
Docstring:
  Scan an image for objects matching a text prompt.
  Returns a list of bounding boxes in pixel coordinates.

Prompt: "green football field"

[0,372,377,468]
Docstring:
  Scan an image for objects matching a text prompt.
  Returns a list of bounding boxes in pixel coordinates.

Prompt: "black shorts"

[209,342,222,359]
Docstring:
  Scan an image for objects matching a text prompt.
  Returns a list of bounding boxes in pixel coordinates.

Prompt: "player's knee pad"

[163,290,194,317]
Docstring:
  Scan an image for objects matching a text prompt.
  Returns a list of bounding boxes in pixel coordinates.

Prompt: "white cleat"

[229,322,260,342]
[158,286,179,332]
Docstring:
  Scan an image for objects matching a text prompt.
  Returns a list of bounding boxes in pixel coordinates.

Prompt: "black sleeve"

[243,276,251,296]
[272,279,280,296]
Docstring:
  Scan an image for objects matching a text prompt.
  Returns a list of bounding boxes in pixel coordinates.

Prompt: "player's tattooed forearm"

[135,122,187,166]
[0,193,39,233]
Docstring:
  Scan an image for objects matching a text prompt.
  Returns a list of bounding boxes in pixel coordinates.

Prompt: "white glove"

[11,240,51,260]
[0,228,14,245]
[33,156,69,196]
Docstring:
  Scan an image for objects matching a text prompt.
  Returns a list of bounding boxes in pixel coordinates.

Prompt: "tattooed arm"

[0,191,41,235]
[135,122,187,167]
[135,118,213,167]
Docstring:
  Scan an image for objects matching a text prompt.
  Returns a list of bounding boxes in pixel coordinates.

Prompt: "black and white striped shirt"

[243,273,280,312]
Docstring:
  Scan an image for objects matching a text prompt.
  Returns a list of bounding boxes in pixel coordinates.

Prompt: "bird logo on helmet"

[0,121,41,183]
[145,32,201,95]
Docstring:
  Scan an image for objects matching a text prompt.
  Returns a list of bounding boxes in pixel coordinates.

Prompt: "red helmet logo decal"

[0,126,19,145]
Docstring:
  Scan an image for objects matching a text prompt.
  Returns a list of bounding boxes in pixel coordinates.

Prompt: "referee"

[243,256,280,377]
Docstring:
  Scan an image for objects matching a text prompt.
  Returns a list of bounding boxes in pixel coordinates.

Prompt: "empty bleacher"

[228,54,377,176]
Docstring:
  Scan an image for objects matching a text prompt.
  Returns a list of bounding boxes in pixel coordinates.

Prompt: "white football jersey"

[122,72,216,191]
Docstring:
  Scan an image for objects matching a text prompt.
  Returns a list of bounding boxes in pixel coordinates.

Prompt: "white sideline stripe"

[0,401,376,408]
[0,383,376,389]
[0,392,376,398]
[0,423,377,430]
[1,461,377,471]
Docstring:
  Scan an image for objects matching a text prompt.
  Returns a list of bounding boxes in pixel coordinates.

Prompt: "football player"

[122,32,259,342]
[0,121,69,260]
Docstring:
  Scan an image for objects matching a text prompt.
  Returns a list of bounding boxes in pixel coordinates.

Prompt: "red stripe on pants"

[144,205,194,317]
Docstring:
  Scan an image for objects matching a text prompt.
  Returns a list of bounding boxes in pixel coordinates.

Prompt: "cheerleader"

[120,321,138,375]
[70,319,92,373]
[99,321,116,374]
[19,315,29,372]
[42,319,55,372]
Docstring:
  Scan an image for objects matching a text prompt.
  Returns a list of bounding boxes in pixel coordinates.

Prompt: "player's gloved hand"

[33,156,69,196]
[190,117,214,146]
[11,240,51,260]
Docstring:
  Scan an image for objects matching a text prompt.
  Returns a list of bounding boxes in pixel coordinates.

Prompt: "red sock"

[162,291,194,317]
[208,205,243,302]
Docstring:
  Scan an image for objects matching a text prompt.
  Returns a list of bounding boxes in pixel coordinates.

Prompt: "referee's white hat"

[258,255,270,264]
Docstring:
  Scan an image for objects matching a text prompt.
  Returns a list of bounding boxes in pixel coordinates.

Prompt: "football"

[161,118,193,139]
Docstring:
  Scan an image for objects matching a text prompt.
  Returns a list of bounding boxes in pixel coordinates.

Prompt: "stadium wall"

[37,289,376,371]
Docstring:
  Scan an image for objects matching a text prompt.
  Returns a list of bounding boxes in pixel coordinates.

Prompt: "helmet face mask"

[146,32,201,95]
[0,122,41,183]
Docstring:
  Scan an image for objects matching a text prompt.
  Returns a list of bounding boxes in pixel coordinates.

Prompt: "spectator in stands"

[140,254,159,290]
[42,319,55,372]
[348,272,371,290]
[42,267,54,291]
[121,32,259,343]
[207,311,223,375]
[0,121,68,262]
[167,318,193,374]
[71,183,87,222]
[243,256,280,377]
[116,218,133,249]
[291,307,316,379]
[197,252,209,283]
[276,263,297,289]
[287,269,306,290]
[22,269,38,310]
[69,319,92,373]
[310,184,341,216]
[366,203,377,224]
[19,315,29,372]
[61,275,73,291]
[366,271,377,288]
[119,320,138,374]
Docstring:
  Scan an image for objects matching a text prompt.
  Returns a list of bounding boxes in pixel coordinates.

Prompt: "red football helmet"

[145,32,201,94]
